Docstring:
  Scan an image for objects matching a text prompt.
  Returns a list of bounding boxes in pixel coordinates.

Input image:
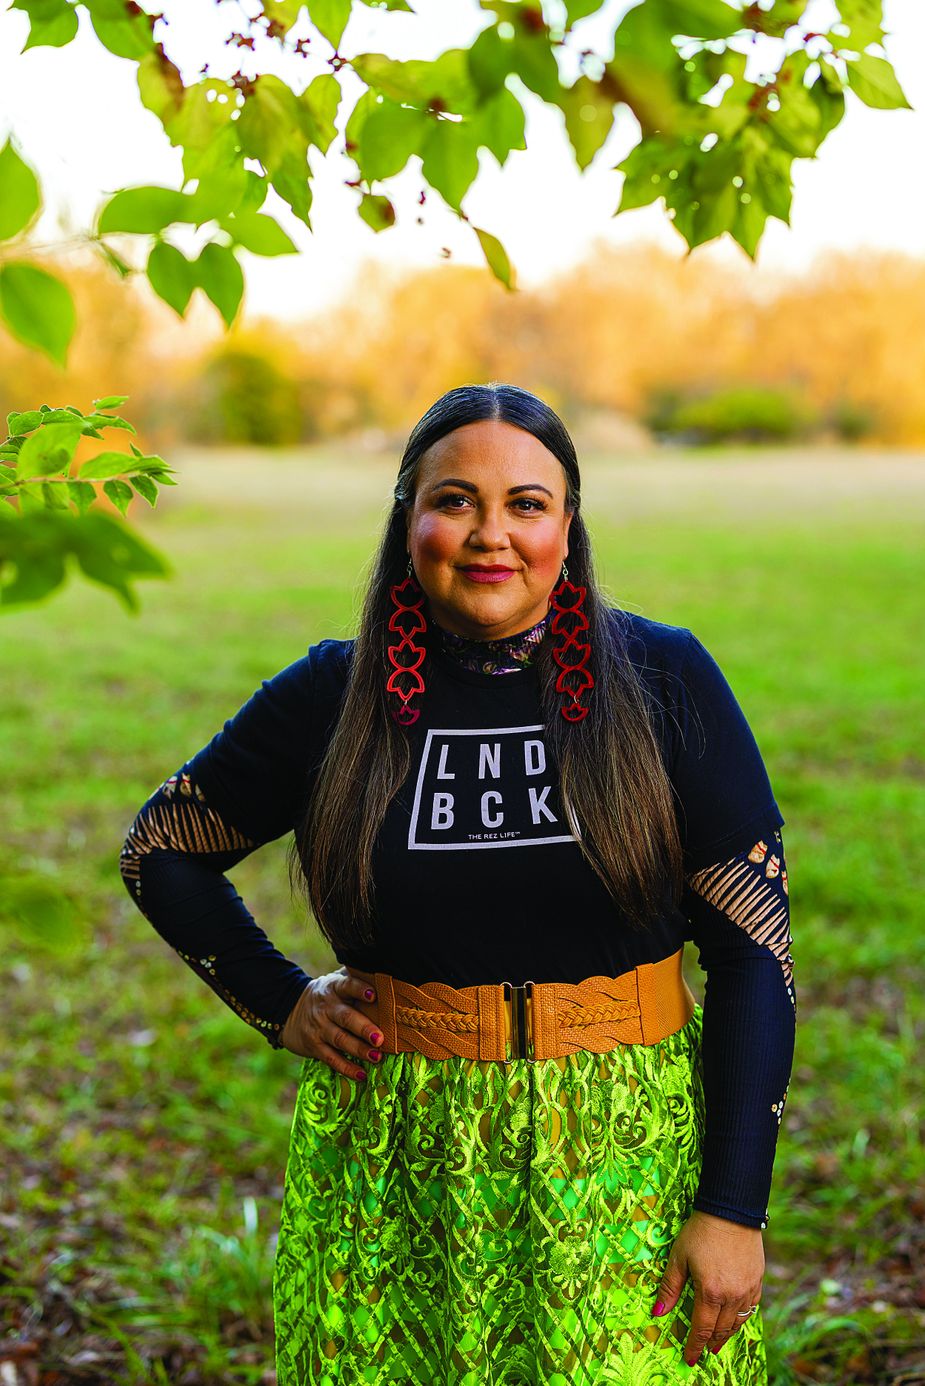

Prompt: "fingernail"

[365,989,375,1000]
[370,1031,383,1045]
[355,1070,366,1080]
[686,1356,699,1367]
[652,1301,666,1317]
[711,1346,721,1355]
[368,1049,381,1061]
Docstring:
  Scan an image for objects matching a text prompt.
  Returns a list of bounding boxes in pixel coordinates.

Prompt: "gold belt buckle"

[501,980,536,1063]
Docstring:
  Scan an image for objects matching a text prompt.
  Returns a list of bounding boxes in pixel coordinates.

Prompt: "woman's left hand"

[651,1210,765,1366]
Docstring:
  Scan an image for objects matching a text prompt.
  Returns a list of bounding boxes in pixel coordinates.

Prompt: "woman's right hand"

[278,970,383,1081]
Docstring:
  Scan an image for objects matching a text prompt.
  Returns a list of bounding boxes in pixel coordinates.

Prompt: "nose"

[469,505,509,550]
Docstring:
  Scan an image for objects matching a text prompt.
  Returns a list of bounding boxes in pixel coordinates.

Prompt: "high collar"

[433,610,551,675]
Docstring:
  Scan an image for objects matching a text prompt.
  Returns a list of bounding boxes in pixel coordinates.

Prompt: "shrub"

[184,348,303,446]
[644,383,819,444]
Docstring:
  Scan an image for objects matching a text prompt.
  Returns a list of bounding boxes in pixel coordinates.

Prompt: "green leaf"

[194,242,244,327]
[263,0,307,33]
[93,394,130,409]
[421,118,481,212]
[0,510,68,605]
[83,0,155,60]
[69,509,172,613]
[7,410,44,435]
[10,0,78,49]
[474,225,516,289]
[658,0,744,40]
[0,140,42,241]
[98,185,192,235]
[356,97,430,181]
[237,75,314,224]
[565,0,605,21]
[767,50,829,158]
[846,53,912,110]
[78,451,135,481]
[42,479,70,510]
[137,46,185,127]
[357,192,396,231]
[614,135,686,213]
[469,86,526,166]
[102,478,135,517]
[146,241,197,315]
[80,413,136,434]
[130,474,159,507]
[297,72,341,154]
[833,0,885,49]
[0,262,75,367]
[66,479,96,515]
[607,1,689,138]
[467,24,512,100]
[729,190,770,261]
[557,74,615,171]
[807,71,846,144]
[358,0,414,9]
[218,209,298,256]
[159,77,247,216]
[15,422,82,480]
[352,48,481,114]
[308,0,352,48]
[264,158,311,229]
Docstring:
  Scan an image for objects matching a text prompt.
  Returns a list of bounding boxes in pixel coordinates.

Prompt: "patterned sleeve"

[119,760,313,1048]
[684,824,796,1229]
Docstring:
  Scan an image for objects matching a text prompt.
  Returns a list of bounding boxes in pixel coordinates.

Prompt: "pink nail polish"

[652,1301,666,1317]
[365,989,375,1000]
[370,1031,383,1045]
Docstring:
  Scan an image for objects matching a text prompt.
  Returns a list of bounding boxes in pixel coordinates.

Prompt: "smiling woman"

[404,422,573,640]
[120,382,793,1385]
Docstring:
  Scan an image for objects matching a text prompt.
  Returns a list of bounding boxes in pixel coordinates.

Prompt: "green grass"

[1,444,923,1384]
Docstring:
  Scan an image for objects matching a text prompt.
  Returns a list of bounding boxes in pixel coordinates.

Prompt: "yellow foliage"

[4,241,925,448]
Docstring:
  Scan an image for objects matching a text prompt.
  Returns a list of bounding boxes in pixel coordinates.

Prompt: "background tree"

[0,0,908,610]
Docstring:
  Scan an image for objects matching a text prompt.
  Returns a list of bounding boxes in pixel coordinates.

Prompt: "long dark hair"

[288,383,684,952]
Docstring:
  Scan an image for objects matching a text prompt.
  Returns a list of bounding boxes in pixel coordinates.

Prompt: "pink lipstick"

[460,566,515,584]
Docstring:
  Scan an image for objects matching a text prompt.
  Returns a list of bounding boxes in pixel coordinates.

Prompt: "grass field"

[1,443,923,1385]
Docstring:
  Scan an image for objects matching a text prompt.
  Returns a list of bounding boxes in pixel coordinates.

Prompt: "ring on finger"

[735,1305,759,1318]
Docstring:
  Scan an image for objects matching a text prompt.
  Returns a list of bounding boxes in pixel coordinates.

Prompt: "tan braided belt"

[344,947,696,1063]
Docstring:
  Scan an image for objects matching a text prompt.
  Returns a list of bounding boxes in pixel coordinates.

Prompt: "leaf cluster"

[0,398,172,612]
[0,0,910,369]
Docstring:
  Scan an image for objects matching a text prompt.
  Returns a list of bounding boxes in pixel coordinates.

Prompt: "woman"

[120,383,795,1385]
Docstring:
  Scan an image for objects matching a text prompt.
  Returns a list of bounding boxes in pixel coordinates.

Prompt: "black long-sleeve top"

[119,607,795,1230]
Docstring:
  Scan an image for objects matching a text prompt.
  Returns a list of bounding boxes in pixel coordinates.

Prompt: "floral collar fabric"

[435,611,551,675]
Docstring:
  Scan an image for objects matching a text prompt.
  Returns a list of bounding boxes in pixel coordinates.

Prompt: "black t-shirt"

[187,611,784,980]
[120,607,794,1230]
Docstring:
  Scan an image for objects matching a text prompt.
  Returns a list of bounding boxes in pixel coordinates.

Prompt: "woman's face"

[405,419,573,641]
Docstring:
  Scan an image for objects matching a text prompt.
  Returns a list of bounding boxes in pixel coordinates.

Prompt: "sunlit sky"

[0,0,923,321]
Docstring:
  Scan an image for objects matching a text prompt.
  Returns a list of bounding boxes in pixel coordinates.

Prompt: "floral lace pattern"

[436,611,551,675]
[274,1005,768,1384]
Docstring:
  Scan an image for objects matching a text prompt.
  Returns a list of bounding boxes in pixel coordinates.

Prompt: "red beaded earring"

[386,561,428,726]
[549,563,594,722]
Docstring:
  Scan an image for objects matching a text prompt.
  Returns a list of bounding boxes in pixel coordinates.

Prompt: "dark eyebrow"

[429,477,478,494]
[509,483,553,498]
[429,478,553,498]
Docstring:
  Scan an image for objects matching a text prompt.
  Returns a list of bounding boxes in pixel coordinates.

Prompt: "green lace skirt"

[273,1001,768,1384]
